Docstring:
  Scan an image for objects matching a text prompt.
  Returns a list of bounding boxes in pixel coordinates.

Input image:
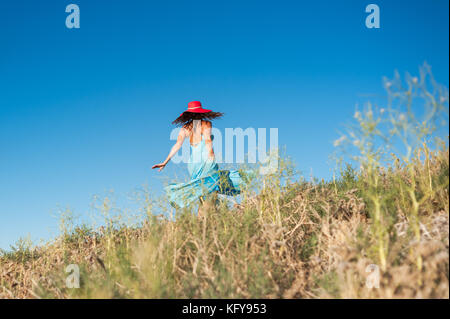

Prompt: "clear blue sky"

[0,0,448,250]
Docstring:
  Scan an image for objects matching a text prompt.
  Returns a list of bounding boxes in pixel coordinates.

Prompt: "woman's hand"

[152,163,166,172]
[152,128,186,173]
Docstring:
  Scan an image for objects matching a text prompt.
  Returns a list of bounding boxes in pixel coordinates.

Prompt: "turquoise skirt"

[165,139,245,208]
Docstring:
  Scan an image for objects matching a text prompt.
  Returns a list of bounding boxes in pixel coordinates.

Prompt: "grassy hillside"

[1,65,448,298]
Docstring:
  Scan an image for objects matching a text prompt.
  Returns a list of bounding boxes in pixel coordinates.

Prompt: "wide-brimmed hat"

[179,101,212,116]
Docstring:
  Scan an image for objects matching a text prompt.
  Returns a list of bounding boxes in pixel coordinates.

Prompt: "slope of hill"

[0,143,448,298]
[1,65,448,298]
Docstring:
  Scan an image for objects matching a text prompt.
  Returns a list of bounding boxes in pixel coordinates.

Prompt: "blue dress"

[165,136,244,208]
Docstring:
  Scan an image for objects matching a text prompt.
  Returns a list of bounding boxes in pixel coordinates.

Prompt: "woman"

[152,101,244,216]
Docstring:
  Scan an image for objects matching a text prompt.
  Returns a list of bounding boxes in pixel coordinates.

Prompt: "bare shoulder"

[179,125,190,137]
[202,120,212,128]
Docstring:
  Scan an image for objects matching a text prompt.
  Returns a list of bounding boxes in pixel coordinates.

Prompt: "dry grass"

[1,65,448,299]
[0,143,447,299]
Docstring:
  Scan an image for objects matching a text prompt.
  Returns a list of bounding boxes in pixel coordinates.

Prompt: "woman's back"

[185,120,211,146]
[186,120,217,178]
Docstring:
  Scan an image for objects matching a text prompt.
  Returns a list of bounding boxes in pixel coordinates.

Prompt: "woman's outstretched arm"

[152,127,187,172]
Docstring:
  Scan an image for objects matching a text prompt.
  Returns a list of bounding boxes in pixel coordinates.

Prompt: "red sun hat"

[180,101,212,116]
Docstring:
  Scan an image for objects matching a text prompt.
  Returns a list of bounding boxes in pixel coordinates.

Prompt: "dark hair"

[172,111,224,128]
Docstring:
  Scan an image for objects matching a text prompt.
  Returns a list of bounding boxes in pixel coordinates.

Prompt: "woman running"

[152,101,244,216]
